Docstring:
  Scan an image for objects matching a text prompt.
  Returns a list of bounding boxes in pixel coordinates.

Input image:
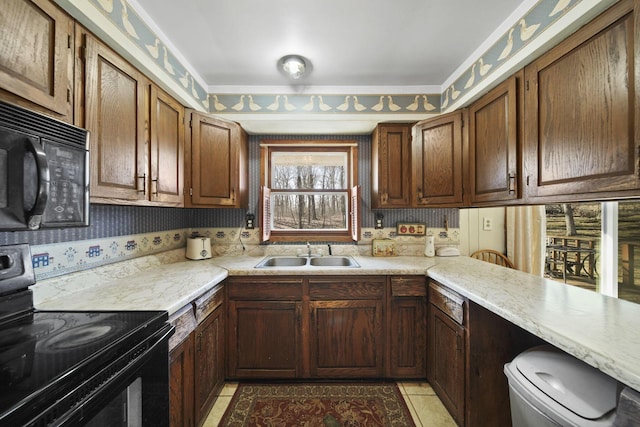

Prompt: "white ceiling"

[132,0,527,92]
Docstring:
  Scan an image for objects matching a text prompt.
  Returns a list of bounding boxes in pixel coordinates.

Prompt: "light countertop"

[32,251,640,392]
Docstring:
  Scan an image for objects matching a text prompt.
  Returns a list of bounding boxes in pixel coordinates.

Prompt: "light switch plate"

[397,223,426,236]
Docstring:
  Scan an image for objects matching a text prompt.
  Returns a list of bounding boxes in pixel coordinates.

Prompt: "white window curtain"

[506,206,546,275]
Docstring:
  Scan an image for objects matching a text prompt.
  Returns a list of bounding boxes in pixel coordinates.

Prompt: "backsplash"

[31,224,461,280]
[31,228,187,280]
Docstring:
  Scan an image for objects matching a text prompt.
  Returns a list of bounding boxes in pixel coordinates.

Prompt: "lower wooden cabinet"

[428,279,542,427]
[194,305,225,423]
[169,334,195,427]
[389,276,427,378]
[169,287,225,427]
[227,275,422,380]
[428,281,466,425]
[227,300,301,378]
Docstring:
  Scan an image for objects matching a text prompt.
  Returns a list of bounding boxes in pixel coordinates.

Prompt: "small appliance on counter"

[186,234,212,260]
[436,246,460,257]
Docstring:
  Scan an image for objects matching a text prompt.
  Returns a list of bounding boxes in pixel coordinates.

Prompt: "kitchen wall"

[0,134,460,279]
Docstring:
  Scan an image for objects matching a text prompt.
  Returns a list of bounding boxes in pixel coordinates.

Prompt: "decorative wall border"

[72,0,598,116]
[32,228,186,280]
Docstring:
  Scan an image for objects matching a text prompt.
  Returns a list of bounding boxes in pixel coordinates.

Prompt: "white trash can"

[504,345,618,427]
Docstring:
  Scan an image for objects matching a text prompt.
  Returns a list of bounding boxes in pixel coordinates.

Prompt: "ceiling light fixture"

[278,55,309,80]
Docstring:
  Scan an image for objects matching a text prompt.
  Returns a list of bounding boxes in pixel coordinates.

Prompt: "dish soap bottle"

[424,235,435,257]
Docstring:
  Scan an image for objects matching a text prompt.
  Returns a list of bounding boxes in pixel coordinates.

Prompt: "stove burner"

[39,320,124,352]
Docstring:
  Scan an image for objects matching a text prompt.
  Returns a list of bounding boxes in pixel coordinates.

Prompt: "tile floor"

[202,381,457,426]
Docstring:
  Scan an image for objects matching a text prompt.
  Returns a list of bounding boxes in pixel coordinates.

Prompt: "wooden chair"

[470,249,515,269]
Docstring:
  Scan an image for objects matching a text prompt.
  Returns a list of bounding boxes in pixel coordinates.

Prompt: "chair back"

[470,249,515,269]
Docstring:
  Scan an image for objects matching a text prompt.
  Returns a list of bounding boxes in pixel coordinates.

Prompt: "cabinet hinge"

[189,188,193,196]
[526,80,530,91]
[67,89,71,103]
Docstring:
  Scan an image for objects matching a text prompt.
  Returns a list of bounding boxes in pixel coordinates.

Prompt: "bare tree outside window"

[270,153,348,230]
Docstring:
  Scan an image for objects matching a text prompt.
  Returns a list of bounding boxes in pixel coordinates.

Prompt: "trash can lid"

[515,346,617,420]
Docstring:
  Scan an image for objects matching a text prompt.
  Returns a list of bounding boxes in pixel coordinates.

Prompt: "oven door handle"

[25,138,50,230]
[46,323,175,427]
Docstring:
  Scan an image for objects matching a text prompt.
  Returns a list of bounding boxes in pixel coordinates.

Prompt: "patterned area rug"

[219,382,416,426]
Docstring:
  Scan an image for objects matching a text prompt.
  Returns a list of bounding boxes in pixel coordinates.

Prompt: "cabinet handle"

[417,190,425,202]
[456,333,462,352]
[380,192,388,204]
[508,173,516,194]
[137,174,146,194]
[231,188,236,202]
[152,178,159,196]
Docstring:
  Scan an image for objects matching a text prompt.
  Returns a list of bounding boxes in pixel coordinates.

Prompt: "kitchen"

[1,0,640,426]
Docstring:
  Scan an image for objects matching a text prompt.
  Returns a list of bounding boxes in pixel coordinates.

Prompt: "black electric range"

[0,244,173,426]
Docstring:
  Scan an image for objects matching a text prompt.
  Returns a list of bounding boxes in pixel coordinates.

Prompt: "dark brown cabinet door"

[371,123,413,208]
[194,305,224,425]
[170,335,195,427]
[428,306,465,425]
[524,0,640,202]
[150,85,184,206]
[227,300,301,378]
[186,111,248,208]
[468,74,522,205]
[82,33,148,202]
[412,111,464,206]
[389,276,426,378]
[309,299,384,378]
[0,0,73,122]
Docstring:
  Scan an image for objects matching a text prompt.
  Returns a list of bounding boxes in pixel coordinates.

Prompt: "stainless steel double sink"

[254,255,360,268]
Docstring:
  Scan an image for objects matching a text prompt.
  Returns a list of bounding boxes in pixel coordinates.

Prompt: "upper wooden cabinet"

[149,86,184,206]
[81,30,148,203]
[79,29,184,206]
[467,73,523,205]
[412,111,464,207]
[185,111,248,208]
[371,123,413,208]
[0,0,74,122]
[524,0,640,202]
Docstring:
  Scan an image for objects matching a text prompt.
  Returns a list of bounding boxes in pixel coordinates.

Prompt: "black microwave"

[0,101,89,230]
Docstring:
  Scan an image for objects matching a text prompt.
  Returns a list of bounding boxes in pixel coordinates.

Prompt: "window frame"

[260,140,360,243]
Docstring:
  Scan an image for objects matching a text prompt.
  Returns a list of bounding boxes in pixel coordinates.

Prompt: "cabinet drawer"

[391,276,427,297]
[309,277,385,300]
[228,277,303,300]
[168,304,197,351]
[193,284,224,323]
[429,281,465,325]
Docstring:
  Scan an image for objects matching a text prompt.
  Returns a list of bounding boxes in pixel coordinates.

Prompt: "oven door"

[45,323,174,427]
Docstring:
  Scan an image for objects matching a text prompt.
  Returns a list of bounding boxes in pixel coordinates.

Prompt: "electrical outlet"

[483,217,492,231]
[246,213,255,229]
[375,213,384,229]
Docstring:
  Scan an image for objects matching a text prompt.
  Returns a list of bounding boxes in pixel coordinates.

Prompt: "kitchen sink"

[254,255,360,268]
[309,256,360,267]
[254,256,308,267]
